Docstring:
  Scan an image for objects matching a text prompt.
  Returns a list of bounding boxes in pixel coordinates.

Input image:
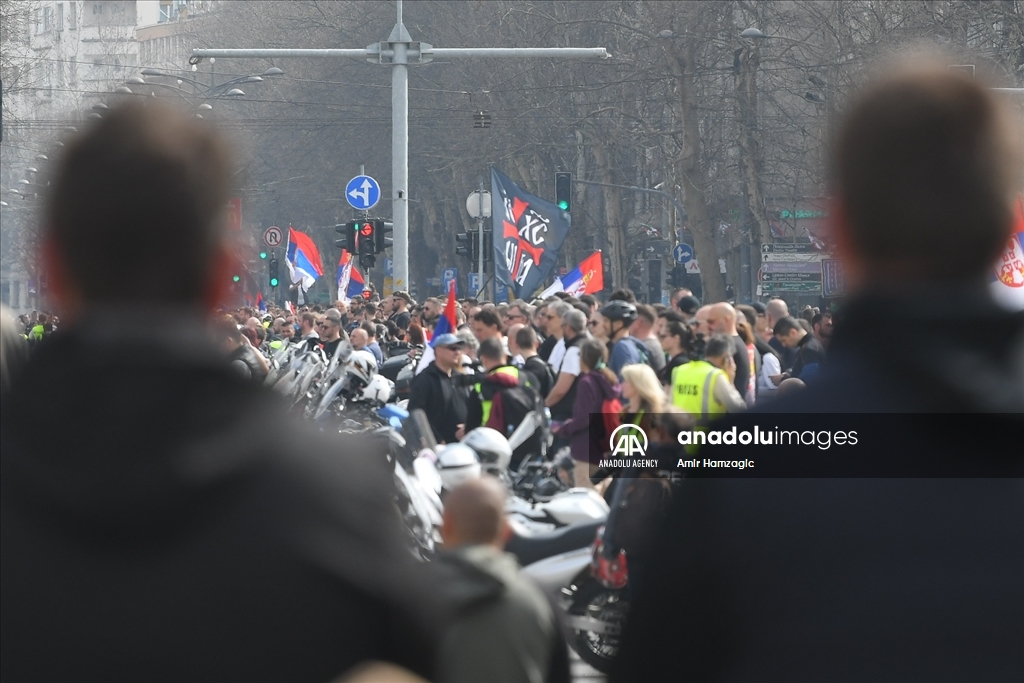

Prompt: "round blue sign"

[345,175,381,211]
[673,243,694,264]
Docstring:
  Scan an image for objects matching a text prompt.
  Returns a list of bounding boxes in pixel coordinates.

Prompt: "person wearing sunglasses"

[408,333,470,445]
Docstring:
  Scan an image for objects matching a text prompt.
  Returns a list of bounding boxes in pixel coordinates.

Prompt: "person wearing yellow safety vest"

[671,333,747,420]
[461,336,523,437]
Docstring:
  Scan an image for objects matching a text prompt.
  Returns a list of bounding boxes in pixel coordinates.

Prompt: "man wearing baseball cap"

[408,333,469,444]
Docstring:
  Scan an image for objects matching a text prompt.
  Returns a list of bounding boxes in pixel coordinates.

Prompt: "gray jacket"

[435,545,567,683]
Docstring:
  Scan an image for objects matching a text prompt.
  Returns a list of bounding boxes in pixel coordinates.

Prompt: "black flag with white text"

[491,167,571,298]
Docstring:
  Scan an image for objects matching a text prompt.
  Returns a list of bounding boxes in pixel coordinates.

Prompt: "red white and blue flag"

[256,292,266,313]
[286,226,323,292]
[336,250,365,301]
[430,280,458,347]
[540,251,604,298]
[990,195,1024,310]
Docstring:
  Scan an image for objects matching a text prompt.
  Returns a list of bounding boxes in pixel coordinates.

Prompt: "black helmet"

[599,300,638,325]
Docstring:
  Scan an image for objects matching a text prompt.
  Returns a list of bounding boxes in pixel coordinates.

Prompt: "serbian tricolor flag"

[336,250,366,301]
[430,280,458,347]
[244,293,254,308]
[286,226,323,292]
[256,292,266,313]
[990,195,1024,310]
[540,251,604,298]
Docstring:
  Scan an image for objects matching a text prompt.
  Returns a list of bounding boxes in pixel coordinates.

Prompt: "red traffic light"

[359,222,373,237]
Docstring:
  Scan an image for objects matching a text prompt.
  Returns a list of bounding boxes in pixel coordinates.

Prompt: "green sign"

[779,209,828,219]
[761,281,822,293]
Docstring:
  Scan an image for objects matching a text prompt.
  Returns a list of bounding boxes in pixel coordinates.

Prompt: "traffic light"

[456,232,474,260]
[375,219,393,253]
[482,230,493,263]
[357,220,376,268]
[259,250,268,259]
[555,172,572,212]
[268,258,280,288]
[232,274,241,283]
[667,264,684,288]
[335,222,357,251]
[648,258,662,305]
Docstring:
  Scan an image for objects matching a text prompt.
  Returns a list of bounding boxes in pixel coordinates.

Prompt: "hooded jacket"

[615,283,1024,683]
[1,310,437,683]
[434,545,568,683]
[560,369,618,465]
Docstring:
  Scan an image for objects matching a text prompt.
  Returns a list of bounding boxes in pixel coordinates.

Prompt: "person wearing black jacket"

[408,333,470,444]
[614,63,1024,683]
[1,103,438,683]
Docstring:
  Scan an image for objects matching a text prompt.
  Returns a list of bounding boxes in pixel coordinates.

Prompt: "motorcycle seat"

[506,519,603,568]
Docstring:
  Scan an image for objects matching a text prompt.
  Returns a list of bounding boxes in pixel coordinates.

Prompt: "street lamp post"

[134,67,284,109]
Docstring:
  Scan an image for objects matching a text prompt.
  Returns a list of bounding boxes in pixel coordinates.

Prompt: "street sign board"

[762,242,816,253]
[469,272,481,294]
[821,259,847,298]
[494,282,509,302]
[761,261,822,274]
[760,281,822,293]
[345,174,381,211]
[759,271,822,282]
[263,225,283,248]
[672,243,694,264]
[762,253,824,262]
[442,267,458,295]
[384,258,393,276]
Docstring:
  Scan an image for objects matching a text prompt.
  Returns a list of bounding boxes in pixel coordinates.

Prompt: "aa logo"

[609,424,648,457]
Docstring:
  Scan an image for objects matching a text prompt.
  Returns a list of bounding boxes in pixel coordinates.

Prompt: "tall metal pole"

[477,178,485,298]
[390,8,410,292]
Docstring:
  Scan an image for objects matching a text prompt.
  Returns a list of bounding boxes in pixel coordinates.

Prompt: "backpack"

[626,337,656,371]
[490,382,545,471]
[601,396,623,439]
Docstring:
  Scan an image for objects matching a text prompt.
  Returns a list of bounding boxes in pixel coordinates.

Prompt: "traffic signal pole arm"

[572,178,686,227]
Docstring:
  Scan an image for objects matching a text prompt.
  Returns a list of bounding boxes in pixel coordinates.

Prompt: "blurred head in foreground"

[43,101,234,315]
[831,59,1022,289]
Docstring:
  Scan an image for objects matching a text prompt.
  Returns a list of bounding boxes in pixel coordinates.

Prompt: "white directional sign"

[263,225,283,248]
[345,175,381,211]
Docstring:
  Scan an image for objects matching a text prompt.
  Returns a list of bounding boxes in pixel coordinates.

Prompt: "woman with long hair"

[736,320,758,407]
[657,319,694,388]
[555,338,618,489]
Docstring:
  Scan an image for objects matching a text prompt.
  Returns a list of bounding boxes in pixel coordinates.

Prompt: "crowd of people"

[2,58,1021,683]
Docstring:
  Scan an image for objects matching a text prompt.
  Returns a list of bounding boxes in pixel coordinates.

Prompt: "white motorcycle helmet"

[462,427,512,475]
[344,349,378,388]
[357,374,394,405]
[436,443,482,490]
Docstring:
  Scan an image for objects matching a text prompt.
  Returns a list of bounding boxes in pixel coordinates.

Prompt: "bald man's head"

[765,299,789,327]
[692,305,711,338]
[441,477,509,549]
[707,302,738,336]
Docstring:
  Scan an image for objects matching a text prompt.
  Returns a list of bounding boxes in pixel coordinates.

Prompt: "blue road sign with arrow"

[345,175,381,211]
[673,243,694,264]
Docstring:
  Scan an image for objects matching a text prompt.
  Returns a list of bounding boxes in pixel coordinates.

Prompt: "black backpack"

[492,382,545,472]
